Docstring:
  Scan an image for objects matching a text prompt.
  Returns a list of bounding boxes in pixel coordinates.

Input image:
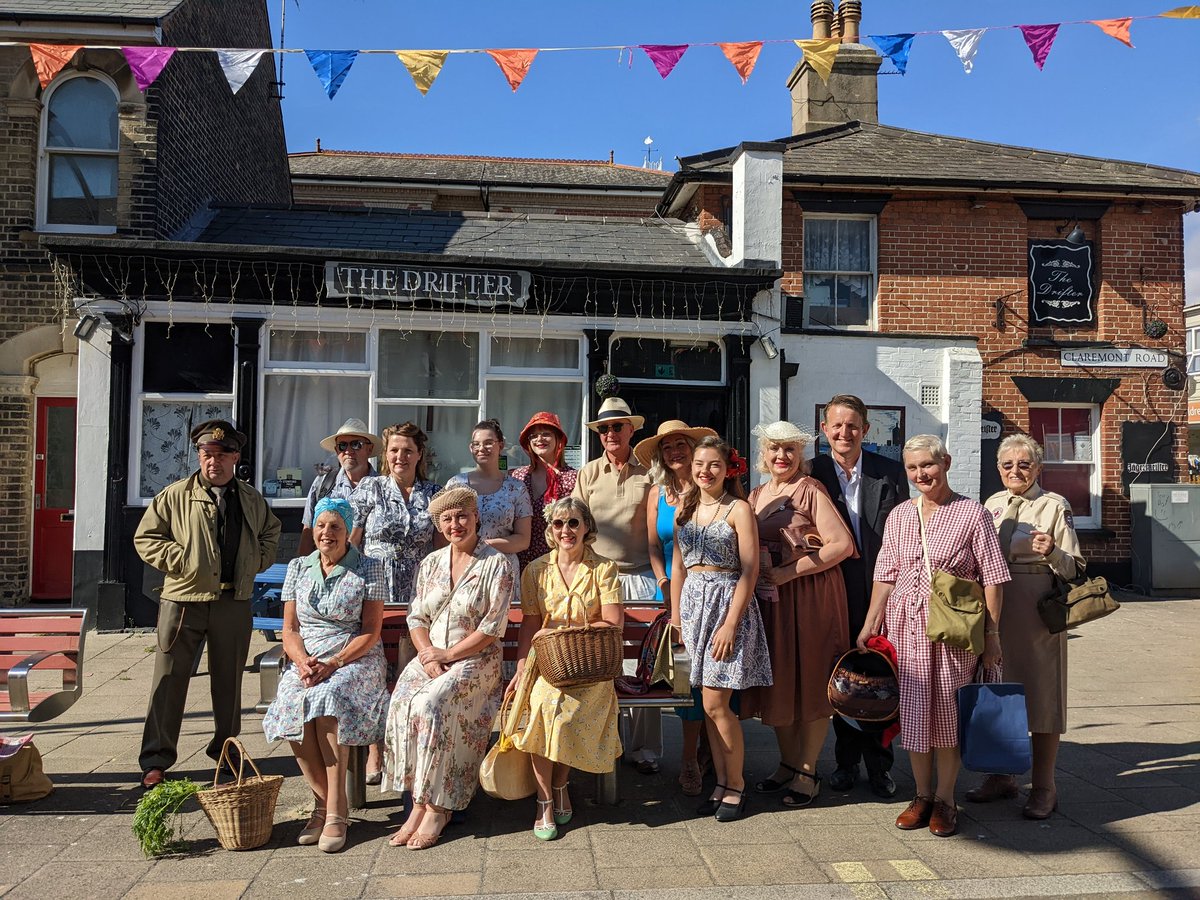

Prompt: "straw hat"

[320,417,382,453]
[585,397,644,433]
[633,420,718,468]
[751,420,816,445]
[428,486,478,519]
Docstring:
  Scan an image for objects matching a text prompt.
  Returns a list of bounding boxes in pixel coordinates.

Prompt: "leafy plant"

[132,778,201,857]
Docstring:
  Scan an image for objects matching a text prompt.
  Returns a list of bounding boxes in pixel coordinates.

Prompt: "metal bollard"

[346,744,367,810]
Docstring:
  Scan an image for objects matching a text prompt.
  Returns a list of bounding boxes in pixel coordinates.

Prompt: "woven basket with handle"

[196,737,283,851]
[531,591,622,689]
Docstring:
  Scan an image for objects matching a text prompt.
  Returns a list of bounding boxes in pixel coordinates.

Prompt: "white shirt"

[834,453,863,547]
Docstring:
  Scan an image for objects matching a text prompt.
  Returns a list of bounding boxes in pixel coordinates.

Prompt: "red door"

[32,398,76,599]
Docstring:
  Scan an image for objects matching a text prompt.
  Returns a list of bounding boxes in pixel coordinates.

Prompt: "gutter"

[0,20,162,43]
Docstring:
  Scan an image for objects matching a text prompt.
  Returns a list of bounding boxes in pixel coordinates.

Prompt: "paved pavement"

[1,593,1198,900]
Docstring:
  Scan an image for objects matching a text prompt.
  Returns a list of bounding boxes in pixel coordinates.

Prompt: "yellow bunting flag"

[29,44,82,88]
[794,38,841,83]
[1091,18,1134,46]
[396,50,448,95]
[1161,5,1200,16]
[487,48,538,92]
[719,41,763,83]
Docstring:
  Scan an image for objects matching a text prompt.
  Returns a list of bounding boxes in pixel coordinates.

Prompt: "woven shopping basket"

[531,591,623,689]
[197,737,283,851]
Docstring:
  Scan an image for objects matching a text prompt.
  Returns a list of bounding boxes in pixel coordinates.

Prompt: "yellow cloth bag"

[479,652,538,801]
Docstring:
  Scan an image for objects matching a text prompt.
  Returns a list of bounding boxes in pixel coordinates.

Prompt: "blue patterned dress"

[350,476,440,605]
[262,548,388,746]
[677,505,773,691]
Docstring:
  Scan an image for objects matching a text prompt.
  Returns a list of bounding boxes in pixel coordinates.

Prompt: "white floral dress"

[350,476,440,605]
[382,542,516,810]
[261,548,388,747]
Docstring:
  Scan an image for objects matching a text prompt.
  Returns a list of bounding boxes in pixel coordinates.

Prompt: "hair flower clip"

[727,448,748,478]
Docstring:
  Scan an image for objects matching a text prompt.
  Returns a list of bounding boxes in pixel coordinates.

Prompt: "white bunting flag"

[216,49,267,94]
[942,28,985,74]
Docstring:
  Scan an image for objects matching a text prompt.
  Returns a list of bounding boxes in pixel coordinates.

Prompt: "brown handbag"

[0,736,53,804]
[1038,569,1119,634]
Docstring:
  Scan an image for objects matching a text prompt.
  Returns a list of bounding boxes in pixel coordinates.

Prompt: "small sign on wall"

[1029,240,1095,326]
[1121,421,1176,492]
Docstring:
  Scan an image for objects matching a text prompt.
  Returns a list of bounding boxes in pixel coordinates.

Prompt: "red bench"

[257,606,692,808]
[0,609,89,724]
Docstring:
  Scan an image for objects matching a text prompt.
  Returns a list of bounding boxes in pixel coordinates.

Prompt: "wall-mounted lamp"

[72,314,99,341]
[759,334,779,360]
[1065,224,1087,246]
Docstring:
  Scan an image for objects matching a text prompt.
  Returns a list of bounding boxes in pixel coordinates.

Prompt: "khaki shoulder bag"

[918,497,985,657]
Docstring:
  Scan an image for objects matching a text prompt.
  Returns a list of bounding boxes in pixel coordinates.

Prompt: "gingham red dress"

[874,495,1011,753]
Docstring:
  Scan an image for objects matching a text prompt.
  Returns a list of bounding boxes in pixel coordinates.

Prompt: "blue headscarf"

[313,496,354,532]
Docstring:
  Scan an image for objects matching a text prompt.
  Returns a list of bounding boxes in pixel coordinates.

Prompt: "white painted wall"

[731,147,783,268]
[74,326,113,554]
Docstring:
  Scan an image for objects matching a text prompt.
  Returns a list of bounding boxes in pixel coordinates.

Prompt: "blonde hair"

[648,435,697,490]
[998,434,1043,466]
[543,497,598,549]
[902,434,948,463]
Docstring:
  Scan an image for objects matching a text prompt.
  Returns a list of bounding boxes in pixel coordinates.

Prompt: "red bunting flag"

[487,48,538,92]
[29,44,82,88]
[639,44,688,79]
[1092,17,1134,46]
[718,41,763,83]
[1018,23,1059,70]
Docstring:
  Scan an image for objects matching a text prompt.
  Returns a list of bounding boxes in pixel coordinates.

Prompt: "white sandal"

[297,807,326,846]
[318,814,349,853]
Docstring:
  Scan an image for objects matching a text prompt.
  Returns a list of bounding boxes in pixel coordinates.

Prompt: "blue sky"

[270,1,1198,299]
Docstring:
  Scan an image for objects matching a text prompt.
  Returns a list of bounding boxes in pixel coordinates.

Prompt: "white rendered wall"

[74,326,113,554]
[731,148,783,267]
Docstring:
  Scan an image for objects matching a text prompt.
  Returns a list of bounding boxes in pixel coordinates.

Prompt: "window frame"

[37,69,120,235]
[607,333,726,387]
[801,213,877,331]
[1028,401,1102,530]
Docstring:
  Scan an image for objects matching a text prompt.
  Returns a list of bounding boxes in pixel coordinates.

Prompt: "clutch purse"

[781,525,824,554]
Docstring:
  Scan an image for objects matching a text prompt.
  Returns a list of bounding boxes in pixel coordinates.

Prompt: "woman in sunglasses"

[973,434,1084,820]
[509,497,623,840]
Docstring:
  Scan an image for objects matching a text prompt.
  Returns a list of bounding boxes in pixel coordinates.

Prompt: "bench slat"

[0,617,86,635]
[0,636,81,652]
[0,690,57,712]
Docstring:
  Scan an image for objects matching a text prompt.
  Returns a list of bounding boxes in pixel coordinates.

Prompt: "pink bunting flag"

[487,49,538,92]
[718,41,763,83]
[29,44,82,88]
[122,46,177,91]
[1092,17,1134,47]
[639,44,688,79]
[1018,24,1059,70]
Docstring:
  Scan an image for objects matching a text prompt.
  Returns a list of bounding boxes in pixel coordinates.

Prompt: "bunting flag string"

[8,7,1198,100]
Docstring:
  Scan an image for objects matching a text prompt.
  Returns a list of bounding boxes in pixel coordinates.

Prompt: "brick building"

[0,0,289,615]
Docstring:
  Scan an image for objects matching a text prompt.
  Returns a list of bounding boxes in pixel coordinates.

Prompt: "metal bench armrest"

[256,644,285,714]
[7,650,80,715]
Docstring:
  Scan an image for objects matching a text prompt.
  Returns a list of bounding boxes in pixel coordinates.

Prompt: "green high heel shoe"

[533,798,557,841]
[552,783,573,826]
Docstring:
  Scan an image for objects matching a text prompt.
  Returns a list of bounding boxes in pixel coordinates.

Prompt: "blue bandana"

[313,496,354,532]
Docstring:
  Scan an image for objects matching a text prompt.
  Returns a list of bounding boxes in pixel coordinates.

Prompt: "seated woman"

[511,497,623,841]
[261,497,388,854]
[382,486,516,851]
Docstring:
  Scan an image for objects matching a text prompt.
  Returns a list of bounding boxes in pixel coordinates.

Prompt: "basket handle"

[541,591,589,630]
[211,737,265,789]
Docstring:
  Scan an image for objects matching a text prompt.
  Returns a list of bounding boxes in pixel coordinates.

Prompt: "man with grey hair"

[298,418,380,556]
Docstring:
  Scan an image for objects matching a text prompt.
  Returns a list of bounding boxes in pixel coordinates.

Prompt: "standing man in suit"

[811,395,909,798]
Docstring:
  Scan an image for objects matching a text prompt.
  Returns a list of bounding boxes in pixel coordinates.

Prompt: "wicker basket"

[827,649,900,723]
[531,592,623,689]
[196,738,283,851]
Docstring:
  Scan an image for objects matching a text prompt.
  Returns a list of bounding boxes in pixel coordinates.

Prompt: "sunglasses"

[596,423,626,435]
[1000,461,1035,472]
[335,439,369,452]
[551,518,582,530]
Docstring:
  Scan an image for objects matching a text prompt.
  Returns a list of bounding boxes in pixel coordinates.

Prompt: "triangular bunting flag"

[215,49,266,94]
[1018,24,1060,70]
[639,44,689,79]
[942,28,985,74]
[793,38,841,83]
[1091,17,1134,46]
[305,49,358,99]
[487,49,538,92]
[29,44,82,88]
[718,41,762,83]
[868,33,915,75]
[122,46,176,91]
[1161,6,1200,17]
[396,50,448,95]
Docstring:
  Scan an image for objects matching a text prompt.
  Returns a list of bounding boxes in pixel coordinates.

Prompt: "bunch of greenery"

[132,778,201,857]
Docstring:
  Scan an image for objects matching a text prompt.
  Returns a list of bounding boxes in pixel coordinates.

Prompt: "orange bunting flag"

[719,41,763,83]
[396,50,448,95]
[794,38,841,83]
[1091,17,1134,46]
[29,44,83,88]
[487,48,538,92]
[1161,6,1200,17]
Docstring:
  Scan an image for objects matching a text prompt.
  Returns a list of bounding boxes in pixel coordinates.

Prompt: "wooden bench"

[0,608,89,724]
[256,606,691,809]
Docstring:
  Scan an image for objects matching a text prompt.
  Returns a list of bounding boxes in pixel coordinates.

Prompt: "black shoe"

[868,771,897,799]
[828,765,858,792]
[696,784,726,817]
[714,788,747,822]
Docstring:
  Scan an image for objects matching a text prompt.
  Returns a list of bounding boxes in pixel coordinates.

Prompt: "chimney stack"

[788,0,882,133]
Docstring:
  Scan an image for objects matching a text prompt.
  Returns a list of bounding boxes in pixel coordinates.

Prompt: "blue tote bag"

[957,669,1032,775]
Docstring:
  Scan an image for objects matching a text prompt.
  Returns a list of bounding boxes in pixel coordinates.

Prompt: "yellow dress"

[511,547,622,773]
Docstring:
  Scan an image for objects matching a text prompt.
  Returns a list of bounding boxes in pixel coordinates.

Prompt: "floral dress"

[350,476,440,605]
[382,542,516,810]
[261,548,388,747]
[509,464,578,571]
[445,474,533,571]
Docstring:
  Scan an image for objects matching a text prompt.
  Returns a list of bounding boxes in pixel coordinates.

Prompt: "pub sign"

[1028,240,1095,326]
[325,261,530,308]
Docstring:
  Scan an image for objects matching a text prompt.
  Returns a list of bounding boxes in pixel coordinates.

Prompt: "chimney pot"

[831,6,843,40]
[841,0,862,43]
[810,0,834,39]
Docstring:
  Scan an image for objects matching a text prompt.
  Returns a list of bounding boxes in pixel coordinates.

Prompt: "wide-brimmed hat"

[320,417,382,453]
[585,397,644,433]
[752,420,816,445]
[827,648,900,724]
[632,420,717,468]
[190,419,246,452]
[519,412,568,455]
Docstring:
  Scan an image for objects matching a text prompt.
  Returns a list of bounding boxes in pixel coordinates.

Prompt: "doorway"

[32,397,76,599]
[620,385,728,438]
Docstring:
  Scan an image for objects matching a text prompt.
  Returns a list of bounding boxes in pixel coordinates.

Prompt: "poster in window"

[814,405,905,462]
[1028,240,1095,326]
[1121,422,1176,491]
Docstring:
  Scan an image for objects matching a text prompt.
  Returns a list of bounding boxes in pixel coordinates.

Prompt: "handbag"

[0,735,53,804]
[479,659,538,801]
[1038,568,1119,634]
[616,609,673,695]
[958,665,1032,775]
[918,496,985,656]
[781,524,824,555]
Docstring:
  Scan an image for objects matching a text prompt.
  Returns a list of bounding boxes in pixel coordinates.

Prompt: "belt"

[1008,564,1051,575]
[219,582,236,590]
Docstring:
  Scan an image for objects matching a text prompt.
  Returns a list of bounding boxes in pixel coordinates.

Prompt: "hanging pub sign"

[1028,240,1095,326]
[325,261,530,308]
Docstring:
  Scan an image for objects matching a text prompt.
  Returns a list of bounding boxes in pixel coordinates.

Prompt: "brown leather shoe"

[140,767,165,789]
[965,774,1018,803]
[929,799,958,837]
[894,795,934,830]
[1023,787,1058,820]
